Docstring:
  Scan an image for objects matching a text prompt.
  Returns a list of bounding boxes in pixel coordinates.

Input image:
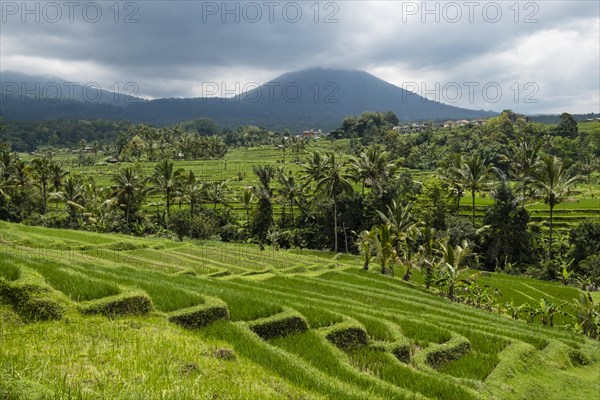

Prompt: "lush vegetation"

[0,221,598,399]
[0,110,599,398]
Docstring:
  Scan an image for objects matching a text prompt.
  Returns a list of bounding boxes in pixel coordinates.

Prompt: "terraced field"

[1,221,599,399]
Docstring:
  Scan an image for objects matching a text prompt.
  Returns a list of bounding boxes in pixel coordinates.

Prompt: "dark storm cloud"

[1,0,599,113]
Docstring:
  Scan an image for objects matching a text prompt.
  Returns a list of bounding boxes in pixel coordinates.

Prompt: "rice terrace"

[2,1,600,399]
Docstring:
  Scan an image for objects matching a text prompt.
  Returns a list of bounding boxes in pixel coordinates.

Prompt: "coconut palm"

[370,224,399,275]
[150,159,184,222]
[49,162,69,210]
[30,156,52,214]
[112,167,147,229]
[315,153,354,252]
[178,170,204,219]
[572,293,600,339]
[440,153,464,213]
[460,154,495,225]
[205,180,229,211]
[61,175,84,226]
[301,151,327,186]
[355,229,376,270]
[348,146,397,195]
[435,240,472,301]
[277,171,302,226]
[240,186,255,226]
[528,155,583,259]
[252,164,277,198]
[509,137,542,208]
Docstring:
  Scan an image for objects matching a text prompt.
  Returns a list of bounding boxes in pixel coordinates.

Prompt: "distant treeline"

[530,113,600,124]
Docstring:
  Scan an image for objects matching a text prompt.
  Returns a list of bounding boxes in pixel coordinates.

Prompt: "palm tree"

[30,156,52,214]
[348,146,397,195]
[355,229,376,270]
[277,171,302,226]
[49,162,69,210]
[460,154,495,225]
[435,240,472,301]
[206,181,229,211]
[572,293,600,339]
[509,137,542,208]
[150,159,184,222]
[371,224,399,275]
[112,167,147,229]
[240,186,255,226]
[252,164,277,198]
[528,155,583,259]
[301,151,327,186]
[315,153,354,252]
[440,153,464,213]
[61,175,84,226]
[377,201,421,254]
[178,170,204,219]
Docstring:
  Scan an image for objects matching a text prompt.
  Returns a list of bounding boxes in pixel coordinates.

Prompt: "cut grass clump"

[168,297,230,329]
[248,309,309,340]
[420,335,472,369]
[0,279,65,322]
[322,320,369,350]
[79,290,153,317]
[104,241,148,251]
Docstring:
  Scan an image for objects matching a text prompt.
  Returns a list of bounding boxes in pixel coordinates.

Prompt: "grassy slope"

[1,221,599,399]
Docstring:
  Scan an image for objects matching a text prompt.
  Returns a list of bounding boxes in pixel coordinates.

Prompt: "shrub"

[248,309,309,340]
[105,241,148,251]
[322,321,369,350]
[168,297,229,329]
[422,335,471,368]
[79,291,153,317]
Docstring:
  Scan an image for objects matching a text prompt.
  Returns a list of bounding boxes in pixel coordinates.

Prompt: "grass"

[437,351,499,381]
[1,221,599,400]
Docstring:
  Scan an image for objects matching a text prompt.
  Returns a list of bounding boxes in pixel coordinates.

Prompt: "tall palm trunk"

[471,189,476,225]
[333,198,338,252]
[549,204,554,260]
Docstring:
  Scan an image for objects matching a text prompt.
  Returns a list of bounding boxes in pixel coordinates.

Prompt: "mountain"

[0,69,497,131]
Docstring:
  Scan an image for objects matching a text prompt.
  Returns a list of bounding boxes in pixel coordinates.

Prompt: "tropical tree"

[205,180,229,211]
[49,162,69,210]
[355,229,376,270]
[150,159,184,225]
[509,137,542,208]
[315,153,354,252]
[571,293,600,339]
[240,186,255,226]
[460,154,496,225]
[112,167,147,229]
[440,153,464,213]
[370,224,399,275]
[528,155,583,259]
[277,171,302,226]
[178,170,204,219]
[301,151,327,186]
[61,175,84,226]
[30,156,52,214]
[435,240,472,301]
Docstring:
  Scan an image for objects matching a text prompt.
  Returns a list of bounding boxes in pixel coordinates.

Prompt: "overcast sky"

[1,0,599,114]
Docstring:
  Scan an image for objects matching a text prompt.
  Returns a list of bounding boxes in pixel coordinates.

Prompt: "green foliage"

[0,278,65,322]
[248,309,309,340]
[482,184,533,270]
[168,297,230,329]
[79,290,153,317]
[569,220,600,265]
[322,321,369,350]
